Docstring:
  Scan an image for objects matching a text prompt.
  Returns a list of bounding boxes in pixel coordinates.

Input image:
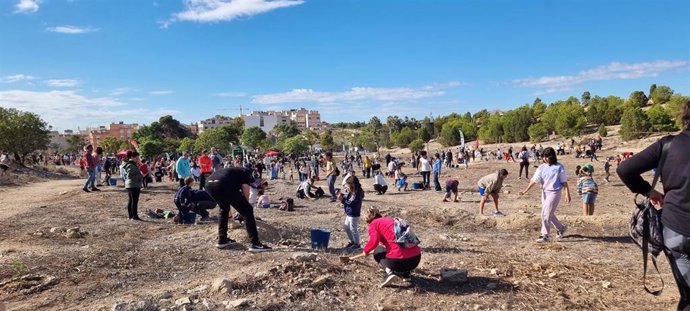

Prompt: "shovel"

[339,253,366,264]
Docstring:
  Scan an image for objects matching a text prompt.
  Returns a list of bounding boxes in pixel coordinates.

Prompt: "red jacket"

[139,163,149,176]
[364,217,421,259]
[199,155,213,173]
[83,151,96,169]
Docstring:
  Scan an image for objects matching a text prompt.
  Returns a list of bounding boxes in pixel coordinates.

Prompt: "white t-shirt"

[419,157,432,172]
[387,161,396,172]
[532,163,568,191]
[375,174,387,186]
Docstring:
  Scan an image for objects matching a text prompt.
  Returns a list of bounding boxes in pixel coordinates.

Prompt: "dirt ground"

[0,129,682,311]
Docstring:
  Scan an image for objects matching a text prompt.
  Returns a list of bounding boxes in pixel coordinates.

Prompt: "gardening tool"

[339,253,366,264]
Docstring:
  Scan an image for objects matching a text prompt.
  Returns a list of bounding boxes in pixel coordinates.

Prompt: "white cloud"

[15,0,39,13]
[214,91,246,97]
[0,90,179,130]
[169,0,304,24]
[513,60,688,91]
[46,25,100,34]
[149,90,174,95]
[1,74,36,83]
[252,81,462,105]
[45,79,81,87]
[108,88,132,96]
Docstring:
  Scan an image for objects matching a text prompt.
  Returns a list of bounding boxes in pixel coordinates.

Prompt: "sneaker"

[348,244,362,250]
[557,225,568,239]
[248,243,272,253]
[82,188,91,193]
[344,242,355,249]
[493,211,505,217]
[90,187,101,191]
[536,235,549,243]
[380,271,401,288]
[401,271,413,282]
[216,238,237,249]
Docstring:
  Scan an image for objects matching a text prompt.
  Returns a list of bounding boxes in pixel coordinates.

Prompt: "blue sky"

[1,0,688,131]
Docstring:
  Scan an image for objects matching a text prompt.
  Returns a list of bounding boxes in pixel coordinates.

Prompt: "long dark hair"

[542,147,557,165]
[350,176,364,197]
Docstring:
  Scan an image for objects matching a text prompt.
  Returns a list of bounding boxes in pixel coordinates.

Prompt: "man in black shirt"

[205,167,272,252]
[617,99,690,311]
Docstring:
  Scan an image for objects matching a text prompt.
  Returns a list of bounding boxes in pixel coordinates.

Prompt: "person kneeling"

[373,171,388,195]
[362,207,422,287]
[296,176,320,200]
[443,179,459,202]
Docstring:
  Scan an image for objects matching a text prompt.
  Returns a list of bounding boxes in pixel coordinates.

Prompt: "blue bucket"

[185,212,197,224]
[310,229,330,250]
[108,178,117,186]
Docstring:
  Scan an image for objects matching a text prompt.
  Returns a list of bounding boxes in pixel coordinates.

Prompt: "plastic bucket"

[108,178,117,186]
[185,212,197,224]
[310,229,330,250]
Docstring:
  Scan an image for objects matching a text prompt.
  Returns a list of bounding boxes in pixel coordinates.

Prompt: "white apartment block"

[197,115,235,134]
[242,108,321,133]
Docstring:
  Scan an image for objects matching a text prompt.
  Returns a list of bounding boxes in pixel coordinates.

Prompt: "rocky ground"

[0,129,682,311]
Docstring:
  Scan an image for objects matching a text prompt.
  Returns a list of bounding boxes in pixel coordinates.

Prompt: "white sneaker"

[380,271,401,288]
[536,235,549,243]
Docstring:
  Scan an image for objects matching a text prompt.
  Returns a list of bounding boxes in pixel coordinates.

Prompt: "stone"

[548,272,557,278]
[49,227,63,233]
[60,191,68,195]
[111,302,126,311]
[461,237,469,242]
[175,297,192,306]
[486,283,498,290]
[440,268,468,284]
[503,190,511,194]
[311,275,331,287]
[212,278,233,293]
[66,231,81,239]
[227,299,250,308]
[202,299,217,311]
[490,268,498,275]
[187,285,209,295]
[291,252,318,262]
[602,281,612,289]
[254,271,268,278]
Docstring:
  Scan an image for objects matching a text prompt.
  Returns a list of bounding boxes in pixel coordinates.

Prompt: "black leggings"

[664,227,690,311]
[519,162,529,179]
[206,182,261,245]
[374,248,421,275]
[420,171,431,189]
[374,184,388,194]
[126,188,141,219]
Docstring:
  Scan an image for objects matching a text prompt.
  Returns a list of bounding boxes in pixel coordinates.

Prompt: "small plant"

[11,258,27,280]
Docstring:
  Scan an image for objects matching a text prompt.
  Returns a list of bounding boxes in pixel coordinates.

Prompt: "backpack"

[393,218,421,248]
[629,135,673,296]
[333,166,340,177]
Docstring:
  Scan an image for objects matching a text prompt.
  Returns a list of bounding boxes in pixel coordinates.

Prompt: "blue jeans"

[84,168,96,189]
[433,171,441,191]
[664,227,690,311]
[327,175,337,201]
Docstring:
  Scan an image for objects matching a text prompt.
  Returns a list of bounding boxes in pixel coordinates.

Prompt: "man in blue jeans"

[323,152,337,202]
[433,153,443,192]
[82,145,99,192]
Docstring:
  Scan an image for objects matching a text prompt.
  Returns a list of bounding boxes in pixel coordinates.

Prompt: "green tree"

[100,136,127,154]
[603,96,624,125]
[478,114,504,144]
[241,126,268,150]
[554,103,586,137]
[408,139,425,153]
[65,134,87,153]
[646,104,676,132]
[0,108,50,164]
[137,140,164,159]
[501,105,533,142]
[320,130,335,151]
[283,135,310,154]
[581,91,591,106]
[666,94,690,129]
[620,107,650,141]
[134,115,193,140]
[651,85,674,105]
[598,124,608,137]
[178,137,196,153]
[528,123,548,142]
[627,91,648,108]
[417,127,432,143]
[194,125,241,154]
[532,98,547,120]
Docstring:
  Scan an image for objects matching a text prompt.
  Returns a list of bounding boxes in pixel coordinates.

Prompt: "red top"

[139,164,149,176]
[364,217,421,259]
[83,151,96,169]
[199,155,213,173]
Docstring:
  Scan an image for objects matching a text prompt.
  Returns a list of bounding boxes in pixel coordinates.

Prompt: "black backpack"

[629,135,673,296]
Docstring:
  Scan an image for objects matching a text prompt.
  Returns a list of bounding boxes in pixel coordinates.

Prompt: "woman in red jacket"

[363,207,422,287]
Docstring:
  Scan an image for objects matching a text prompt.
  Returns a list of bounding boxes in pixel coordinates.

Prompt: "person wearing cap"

[576,164,598,216]
[204,166,272,252]
[477,169,509,216]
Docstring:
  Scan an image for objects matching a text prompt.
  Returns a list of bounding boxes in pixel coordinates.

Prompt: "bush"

[528,123,548,142]
[620,107,649,141]
[409,139,425,153]
[597,124,608,137]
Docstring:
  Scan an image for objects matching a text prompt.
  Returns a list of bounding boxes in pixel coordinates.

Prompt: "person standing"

[418,151,432,190]
[432,153,442,192]
[199,150,213,190]
[519,147,571,243]
[210,147,222,171]
[205,167,272,252]
[176,152,192,188]
[518,146,530,179]
[121,151,143,220]
[363,155,372,179]
[82,145,98,192]
[617,99,690,311]
[323,152,338,202]
[338,175,364,250]
[139,159,150,190]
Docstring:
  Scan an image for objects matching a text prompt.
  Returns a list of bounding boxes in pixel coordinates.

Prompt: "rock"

[602,281,612,289]
[202,299,217,310]
[39,205,47,209]
[111,302,126,311]
[254,271,269,279]
[187,285,209,295]
[548,272,557,278]
[461,237,469,241]
[473,304,481,310]
[65,231,81,239]
[440,268,468,284]
[503,190,511,194]
[226,299,250,308]
[60,191,68,195]
[490,268,498,275]
[486,283,498,290]
[175,297,192,306]
[311,275,331,287]
[211,278,233,293]
[156,292,173,300]
[291,252,318,262]
[50,227,64,233]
